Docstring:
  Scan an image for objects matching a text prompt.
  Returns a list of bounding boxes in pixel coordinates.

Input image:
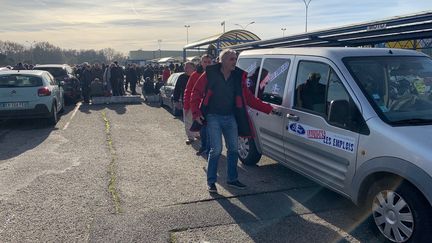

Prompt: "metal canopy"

[230,11,432,51]
[182,29,261,60]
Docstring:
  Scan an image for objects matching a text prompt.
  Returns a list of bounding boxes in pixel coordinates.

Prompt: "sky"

[1,0,432,56]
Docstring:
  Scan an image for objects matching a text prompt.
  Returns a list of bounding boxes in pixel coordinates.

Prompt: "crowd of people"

[2,61,186,103]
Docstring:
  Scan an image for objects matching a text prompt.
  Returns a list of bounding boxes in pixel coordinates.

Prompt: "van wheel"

[238,137,261,165]
[366,178,432,243]
[48,104,58,125]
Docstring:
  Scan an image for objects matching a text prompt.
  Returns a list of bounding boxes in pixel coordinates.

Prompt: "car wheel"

[367,178,432,243]
[238,137,261,165]
[48,103,58,125]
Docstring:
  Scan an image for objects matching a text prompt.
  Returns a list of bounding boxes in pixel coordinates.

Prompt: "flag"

[221,21,225,26]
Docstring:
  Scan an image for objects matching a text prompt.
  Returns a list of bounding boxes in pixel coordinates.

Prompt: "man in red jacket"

[190,49,273,193]
[183,54,213,150]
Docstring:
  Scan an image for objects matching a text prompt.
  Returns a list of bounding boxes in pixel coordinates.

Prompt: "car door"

[283,57,367,194]
[46,73,62,110]
[247,56,293,162]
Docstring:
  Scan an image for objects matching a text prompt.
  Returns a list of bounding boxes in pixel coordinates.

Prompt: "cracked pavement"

[0,96,380,242]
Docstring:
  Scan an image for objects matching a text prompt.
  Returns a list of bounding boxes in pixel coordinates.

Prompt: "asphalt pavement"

[0,91,380,242]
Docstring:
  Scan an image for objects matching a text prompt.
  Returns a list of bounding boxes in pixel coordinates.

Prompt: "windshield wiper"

[391,118,432,125]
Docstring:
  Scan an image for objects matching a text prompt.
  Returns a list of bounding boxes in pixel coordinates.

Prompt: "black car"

[33,64,81,104]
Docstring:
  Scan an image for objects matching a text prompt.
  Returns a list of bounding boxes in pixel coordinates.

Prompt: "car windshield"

[0,74,43,87]
[344,56,432,126]
[33,67,66,78]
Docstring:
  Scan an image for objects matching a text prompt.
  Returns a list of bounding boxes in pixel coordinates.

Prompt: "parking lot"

[0,98,380,242]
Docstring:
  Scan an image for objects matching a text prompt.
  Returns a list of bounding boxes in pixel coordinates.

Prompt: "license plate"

[0,102,27,108]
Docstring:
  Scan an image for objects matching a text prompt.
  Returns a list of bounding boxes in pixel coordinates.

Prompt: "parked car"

[236,47,432,242]
[159,72,183,116]
[0,70,64,125]
[33,64,81,104]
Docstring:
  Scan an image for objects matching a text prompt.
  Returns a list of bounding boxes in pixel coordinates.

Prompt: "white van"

[236,47,432,243]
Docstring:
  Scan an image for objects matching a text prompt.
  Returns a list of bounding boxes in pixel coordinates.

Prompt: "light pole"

[157,39,162,58]
[302,0,312,32]
[25,40,36,64]
[281,28,286,37]
[184,25,190,44]
[234,21,255,30]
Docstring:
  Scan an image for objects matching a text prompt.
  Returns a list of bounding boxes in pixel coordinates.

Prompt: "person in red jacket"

[183,54,213,152]
[162,66,171,83]
[190,49,273,193]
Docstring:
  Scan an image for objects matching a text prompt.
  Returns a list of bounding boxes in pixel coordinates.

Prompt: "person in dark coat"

[110,62,123,96]
[80,64,93,103]
[126,64,138,95]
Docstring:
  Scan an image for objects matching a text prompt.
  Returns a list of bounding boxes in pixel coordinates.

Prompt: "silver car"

[159,72,183,116]
[237,47,432,243]
[0,70,64,125]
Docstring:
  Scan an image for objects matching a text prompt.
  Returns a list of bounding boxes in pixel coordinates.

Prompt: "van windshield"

[344,56,432,126]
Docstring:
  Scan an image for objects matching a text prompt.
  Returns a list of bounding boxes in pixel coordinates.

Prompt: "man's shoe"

[208,184,217,193]
[185,139,194,145]
[227,180,246,190]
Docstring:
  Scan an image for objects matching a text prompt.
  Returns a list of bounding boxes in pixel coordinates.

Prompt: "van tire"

[238,137,261,166]
[366,178,432,243]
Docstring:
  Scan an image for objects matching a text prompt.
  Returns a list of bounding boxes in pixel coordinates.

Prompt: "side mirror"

[327,100,349,127]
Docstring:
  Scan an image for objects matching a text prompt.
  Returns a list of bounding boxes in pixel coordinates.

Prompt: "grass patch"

[102,111,122,214]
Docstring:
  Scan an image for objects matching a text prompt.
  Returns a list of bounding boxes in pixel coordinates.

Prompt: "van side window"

[257,58,290,105]
[294,61,329,114]
[237,58,262,96]
[327,71,368,134]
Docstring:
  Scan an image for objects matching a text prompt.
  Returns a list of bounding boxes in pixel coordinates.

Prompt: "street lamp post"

[184,25,190,44]
[157,39,162,58]
[281,28,286,37]
[234,21,255,30]
[302,0,312,32]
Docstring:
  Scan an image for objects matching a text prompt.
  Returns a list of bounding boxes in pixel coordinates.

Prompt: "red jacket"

[190,64,273,137]
[162,69,170,82]
[183,70,202,111]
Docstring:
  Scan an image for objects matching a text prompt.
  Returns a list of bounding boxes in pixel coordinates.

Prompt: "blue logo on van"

[289,123,305,135]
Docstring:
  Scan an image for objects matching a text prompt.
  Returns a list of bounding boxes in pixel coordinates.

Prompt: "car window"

[294,60,368,133]
[33,67,67,78]
[237,58,262,96]
[45,73,57,86]
[0,74,43,87]
[294,61,329,114]
[257,58,290,105]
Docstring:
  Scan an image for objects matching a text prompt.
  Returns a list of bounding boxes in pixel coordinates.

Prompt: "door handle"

[287,114,299,121]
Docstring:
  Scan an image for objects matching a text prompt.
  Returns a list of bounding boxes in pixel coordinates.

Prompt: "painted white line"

[63,102,81,130]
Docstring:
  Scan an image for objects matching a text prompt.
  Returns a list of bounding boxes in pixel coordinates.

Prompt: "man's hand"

[194,116,205,125]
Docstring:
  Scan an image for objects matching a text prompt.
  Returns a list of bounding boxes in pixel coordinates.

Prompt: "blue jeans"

[200,125,209,152]
[206,114,239,185]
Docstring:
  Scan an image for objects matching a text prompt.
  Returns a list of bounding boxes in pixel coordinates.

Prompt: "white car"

[0,70,64,125]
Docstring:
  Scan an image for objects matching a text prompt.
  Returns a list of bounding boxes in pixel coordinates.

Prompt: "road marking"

[63,102,81,130]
